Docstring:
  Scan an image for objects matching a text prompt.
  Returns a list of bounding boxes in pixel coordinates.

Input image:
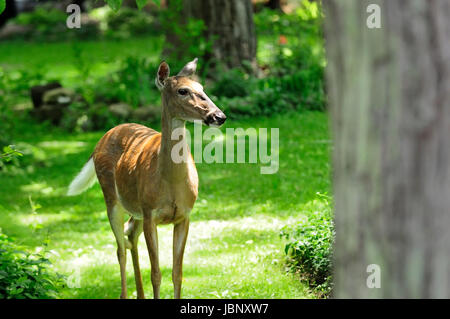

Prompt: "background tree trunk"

[265,0,282,11]
[166,0,257,72]
[323,0,450,298]
[0,0,17,28]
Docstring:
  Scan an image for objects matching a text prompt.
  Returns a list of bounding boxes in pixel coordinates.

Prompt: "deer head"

[155,58,227,127]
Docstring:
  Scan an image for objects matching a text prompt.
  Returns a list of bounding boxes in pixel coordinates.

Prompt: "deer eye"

[178,89,189,96]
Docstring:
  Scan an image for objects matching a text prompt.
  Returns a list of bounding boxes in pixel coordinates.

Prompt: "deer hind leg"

[173,218,190,299]
[107,203,128,299]
[143,215,161,299]
[125,217,145,299]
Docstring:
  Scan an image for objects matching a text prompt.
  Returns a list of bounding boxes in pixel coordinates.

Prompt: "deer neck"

[158,98,190,183]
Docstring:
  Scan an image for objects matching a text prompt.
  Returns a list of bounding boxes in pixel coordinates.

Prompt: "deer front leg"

[107,204,128,299]
[125,217,145,299]
[173,217,190,299]
[143,216,161,299]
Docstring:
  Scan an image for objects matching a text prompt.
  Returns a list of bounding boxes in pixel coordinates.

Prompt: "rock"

[30,85,79,125]
[42,88,76,106]
[32,104,64,124]
[30,82,62,108]
[108,103,132,119]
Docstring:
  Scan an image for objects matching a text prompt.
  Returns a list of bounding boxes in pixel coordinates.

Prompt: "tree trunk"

[166,0,257,72]
[265,0,282,11]
[323,0,450,298]
[0,0,17,28]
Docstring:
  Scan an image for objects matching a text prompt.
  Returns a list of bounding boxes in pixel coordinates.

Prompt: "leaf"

[136,0,149,10]
[150,0,160,7]
[0,0,5,15]
[105,0,123,12]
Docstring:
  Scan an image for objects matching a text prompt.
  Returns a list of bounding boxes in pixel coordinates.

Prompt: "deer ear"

[177,57,198,77]
[156,61,170,90]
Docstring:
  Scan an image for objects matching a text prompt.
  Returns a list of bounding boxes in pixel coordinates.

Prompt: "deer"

[67,58,226,299]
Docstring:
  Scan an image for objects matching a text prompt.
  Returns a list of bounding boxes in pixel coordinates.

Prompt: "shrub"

[0,67,45,148]
[0,231,65,299]
[13,5,67,41]
[0,67,45,101]
[0,145,23,171]
[105,7,159,39]
[216,84,298,119]
[210,68,249,99]
[280,198,334,297]
[11,4,101,41]
[92,56,159,107]
[254,1,326,110]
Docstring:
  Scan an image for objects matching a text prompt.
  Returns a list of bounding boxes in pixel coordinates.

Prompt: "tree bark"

[0,0,17,28]
[166,0,257,71]
[323,0,450,298]
[265,0,282,11]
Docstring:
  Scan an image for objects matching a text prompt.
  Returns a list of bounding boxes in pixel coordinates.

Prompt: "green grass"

[0,110,331,299]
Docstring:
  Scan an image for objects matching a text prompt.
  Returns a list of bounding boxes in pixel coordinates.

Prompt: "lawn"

[0,110,331,299]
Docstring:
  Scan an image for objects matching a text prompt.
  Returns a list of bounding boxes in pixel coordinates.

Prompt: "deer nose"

[214,112,227,125]
[206,111,227,126]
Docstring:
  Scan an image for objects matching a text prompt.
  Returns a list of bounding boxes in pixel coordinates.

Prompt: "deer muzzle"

[205,111,227,127]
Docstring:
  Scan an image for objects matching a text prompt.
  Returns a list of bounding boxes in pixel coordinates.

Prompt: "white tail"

[67,157,97,196]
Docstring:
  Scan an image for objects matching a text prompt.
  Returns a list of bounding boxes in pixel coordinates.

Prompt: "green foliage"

[0,0,5,15]
[105,0,123,12]
[0,231,65,299]
[280,196,334,297]
[255,1,326,110]
[105,7,159,39]
[92,56,158,107]
[105,0,159,11]
[12,3,101,41]
[0,145,23,173]
[14,6,67,41]
[211,70,312,119]
[0,69,45,100]
[208,1,326,119]
[57,54,162,132]
[15,6,66,27]
[115,56,156,106]
[210,69,249,99]
[11,4,101,41]
[159,0,212,71]
[0,145,23,163]
[136,0,149,10]
[0,66,45,147]
[218,87,296,118]
[0,86,14,147]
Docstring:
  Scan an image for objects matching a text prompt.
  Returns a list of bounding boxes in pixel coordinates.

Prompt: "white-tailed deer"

[67,58,226,299]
